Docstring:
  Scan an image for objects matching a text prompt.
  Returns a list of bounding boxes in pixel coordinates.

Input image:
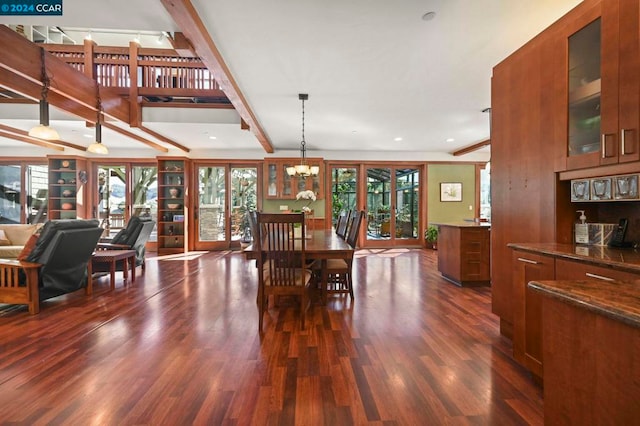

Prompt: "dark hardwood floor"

[0,248,542,425]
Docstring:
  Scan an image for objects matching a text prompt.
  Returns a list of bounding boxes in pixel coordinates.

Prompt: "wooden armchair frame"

[0,260,42,314]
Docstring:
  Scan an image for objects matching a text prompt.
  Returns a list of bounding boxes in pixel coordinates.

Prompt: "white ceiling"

[0,0,582,160]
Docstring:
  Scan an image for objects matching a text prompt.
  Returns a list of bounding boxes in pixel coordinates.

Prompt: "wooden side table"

[90,249,137,290]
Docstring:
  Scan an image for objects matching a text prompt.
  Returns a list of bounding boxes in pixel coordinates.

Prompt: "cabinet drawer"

[555,258,640,282]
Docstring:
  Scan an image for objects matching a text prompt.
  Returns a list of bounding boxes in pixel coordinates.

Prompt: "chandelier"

[286,93,319,177]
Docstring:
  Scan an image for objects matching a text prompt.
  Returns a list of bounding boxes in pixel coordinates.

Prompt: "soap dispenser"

[575,210,589,244]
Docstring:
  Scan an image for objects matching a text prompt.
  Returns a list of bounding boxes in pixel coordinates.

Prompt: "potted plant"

[425,225,439,250]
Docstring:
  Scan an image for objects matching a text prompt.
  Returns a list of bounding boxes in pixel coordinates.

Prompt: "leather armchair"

[0,219,103,314]
[98,216,155,269]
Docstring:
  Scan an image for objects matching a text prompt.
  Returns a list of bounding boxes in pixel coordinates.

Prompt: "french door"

[193,163,259,250]
[95,163,158,240]
[364,166,421,247]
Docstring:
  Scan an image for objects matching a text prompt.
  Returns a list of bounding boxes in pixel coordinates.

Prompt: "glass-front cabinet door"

[564,1,640,170]
[568,18,601,160]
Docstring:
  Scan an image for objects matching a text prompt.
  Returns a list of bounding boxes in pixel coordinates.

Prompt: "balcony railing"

[44,44,225,103]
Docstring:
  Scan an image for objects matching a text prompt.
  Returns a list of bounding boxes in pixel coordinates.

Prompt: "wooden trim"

[161,0,274,153]
[138,125,189,152]
[101,122,169,153]
[0,123,87,151]
[129,42,142,127]
[141,102,234,109]
[0,130,64,151]
[453,139,491,156]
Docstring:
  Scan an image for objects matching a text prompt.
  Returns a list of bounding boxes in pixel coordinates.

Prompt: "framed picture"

[440,182,462,202]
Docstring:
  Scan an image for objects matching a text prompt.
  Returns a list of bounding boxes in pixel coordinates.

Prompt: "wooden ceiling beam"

[0,123,87,151]
[170,32,197,58]
[102,123,169,153]
[0,68,98,121]
[0,130,64,151]
[452,139,491,156]
[161,0,274,153]
[138,125,190,152]
[0,26,130,124]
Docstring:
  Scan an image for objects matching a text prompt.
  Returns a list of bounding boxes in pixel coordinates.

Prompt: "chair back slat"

[336,210,351,239]
[257,213,306,287]
[346,210,365,248]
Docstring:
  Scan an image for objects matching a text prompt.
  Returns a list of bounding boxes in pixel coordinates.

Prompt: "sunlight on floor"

[148,251,209,261]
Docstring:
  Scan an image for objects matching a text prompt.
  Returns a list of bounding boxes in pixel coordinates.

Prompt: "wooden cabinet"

[437,224,490,286]
[511,246,640,381]
[555,257,640,281]
[512,250,555,380]
[157,158,189,255]
[538,287,640,425]
[562,0,640,170]
[491,21,568,337]
[47,156,88,220]
[264,158,324,199]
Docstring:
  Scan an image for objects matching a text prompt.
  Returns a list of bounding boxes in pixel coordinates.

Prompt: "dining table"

[243,229,353,304]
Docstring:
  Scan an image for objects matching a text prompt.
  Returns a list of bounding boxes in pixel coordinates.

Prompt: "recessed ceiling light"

[446,138,455,142]
[422,11,436,21]
[83,134,93,138]
[394,137,403,142]
[209,136,217,140]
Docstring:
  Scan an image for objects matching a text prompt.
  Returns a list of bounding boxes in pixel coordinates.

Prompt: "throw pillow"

[17,233,39,261]
[0,229,10,246]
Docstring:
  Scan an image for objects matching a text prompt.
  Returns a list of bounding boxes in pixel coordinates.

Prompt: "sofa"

[0,223,41,258]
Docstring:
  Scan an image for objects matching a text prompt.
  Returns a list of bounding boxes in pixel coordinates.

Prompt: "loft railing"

[44,44,222,98]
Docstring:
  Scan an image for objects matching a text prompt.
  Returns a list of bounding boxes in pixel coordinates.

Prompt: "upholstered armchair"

[0,219,103,314]
[98,216,155,270]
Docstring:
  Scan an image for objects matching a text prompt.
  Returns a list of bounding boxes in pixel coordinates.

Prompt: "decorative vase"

[57,178,65,184]
[61,202,74,210]
[169,187,179,198]
[61,160,70,168]
[62,189,74,197]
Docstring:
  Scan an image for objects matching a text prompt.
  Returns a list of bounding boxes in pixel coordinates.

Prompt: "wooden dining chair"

[335,210,351,239]
[315,210,365,301]
[256,212,312,331]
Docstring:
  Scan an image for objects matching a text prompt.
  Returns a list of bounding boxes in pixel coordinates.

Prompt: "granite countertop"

[507,242,640,273]
[434,222,491,228]
[528,279,640,329]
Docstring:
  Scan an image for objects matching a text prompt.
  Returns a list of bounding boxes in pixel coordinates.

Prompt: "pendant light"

[28,48,60,140]
[287,94,319,177]
[87,84,109,154]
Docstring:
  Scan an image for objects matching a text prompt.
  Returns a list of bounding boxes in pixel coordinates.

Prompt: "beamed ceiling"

[0,0,583,160]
